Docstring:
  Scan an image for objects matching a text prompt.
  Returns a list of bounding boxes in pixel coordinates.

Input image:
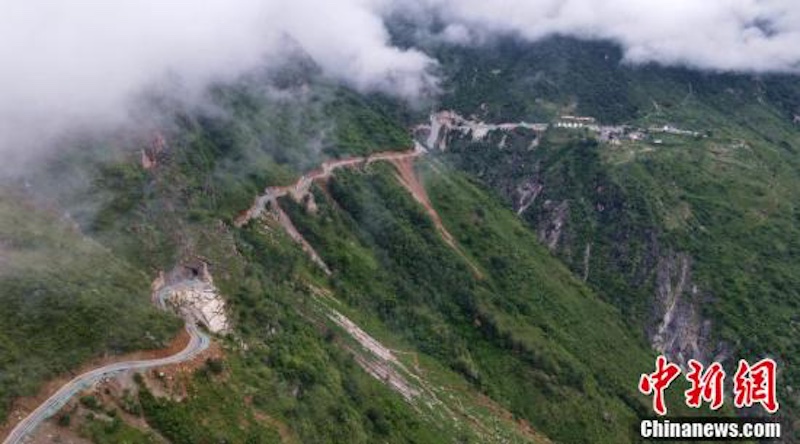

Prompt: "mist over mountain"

[400,0,800,72]
[2,3,800,443]
[0,0,435,168]
[4,0,800,169]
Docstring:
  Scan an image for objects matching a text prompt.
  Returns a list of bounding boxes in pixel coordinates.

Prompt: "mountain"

[1,36,798,443]
[433,37,800,435]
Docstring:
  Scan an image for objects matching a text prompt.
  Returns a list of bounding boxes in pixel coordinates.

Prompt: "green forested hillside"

[286,163,658,441]
[435,37,800,439]
[433,36,800,126]
[7,71,664,442]
[77,155,662,443]
[0,192,180,421]
[3,36,800,443]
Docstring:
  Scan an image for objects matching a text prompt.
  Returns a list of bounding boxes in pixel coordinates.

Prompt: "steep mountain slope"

[0,191,180,423]
[71,148,658,442]
[281,161,659,441]
[429,37,800,439]
[1,69,668,442]
[0,79,551,443]
[3,36,799,443]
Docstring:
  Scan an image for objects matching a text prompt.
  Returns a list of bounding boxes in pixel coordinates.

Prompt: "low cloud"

[3,0,800,167]
[0,0,436,166]
[409,0,800,72]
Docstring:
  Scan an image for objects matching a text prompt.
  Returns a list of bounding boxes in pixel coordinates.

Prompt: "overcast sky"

[417,0,800,71]
[2,0,800,164]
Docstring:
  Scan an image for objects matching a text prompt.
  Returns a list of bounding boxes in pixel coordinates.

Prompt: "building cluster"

[554,115,599,130]
[418,111,706,152]
[553,115,704,145]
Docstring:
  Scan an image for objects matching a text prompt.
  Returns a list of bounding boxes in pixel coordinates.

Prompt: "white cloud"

[408,0,800,72]
[0,0,436,162]
[3,0,800,165]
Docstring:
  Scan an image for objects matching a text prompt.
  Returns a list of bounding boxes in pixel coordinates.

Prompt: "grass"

[435,56,800,438]
[10,40,798,441]
[0,191,180,422]
[81,415,162,444]
[279,163,671,442]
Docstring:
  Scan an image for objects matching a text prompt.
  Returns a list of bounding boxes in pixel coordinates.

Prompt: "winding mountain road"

[5,138,463,444]
[3,300,210,444]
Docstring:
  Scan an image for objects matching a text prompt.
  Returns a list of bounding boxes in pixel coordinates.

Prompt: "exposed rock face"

[418,110,728,371]
[166,281,230,334]
[581,243,592,282]
[141,150,156,170]
[649,252,714,366]
[515,180,544,216]
[153,262,231,334]
[326,310,421,402]
[538,200,569,251]
[141,133,167,170]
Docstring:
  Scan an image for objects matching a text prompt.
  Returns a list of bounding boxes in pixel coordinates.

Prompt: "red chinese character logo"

[639,355,682,416]
[733,358,779,414]
[684,359,725,410]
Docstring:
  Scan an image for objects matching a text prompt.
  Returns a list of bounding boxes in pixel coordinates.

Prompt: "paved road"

[3,316,209,444]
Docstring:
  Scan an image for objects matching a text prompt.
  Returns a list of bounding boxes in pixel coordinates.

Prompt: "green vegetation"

[137,371,281,444]
[434,36,800,439]
[432,36,800,126]
[433,37,639,123]
[12,74,505,442]
[125,223,481,443]
[57,413,71,427]
[119,156,658,442]
[6,37,800,442]
[80,395,102,411]
[327,89,414,156]
[281,164,664,442]
[81,415,161,444]
[0,191,180,422]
